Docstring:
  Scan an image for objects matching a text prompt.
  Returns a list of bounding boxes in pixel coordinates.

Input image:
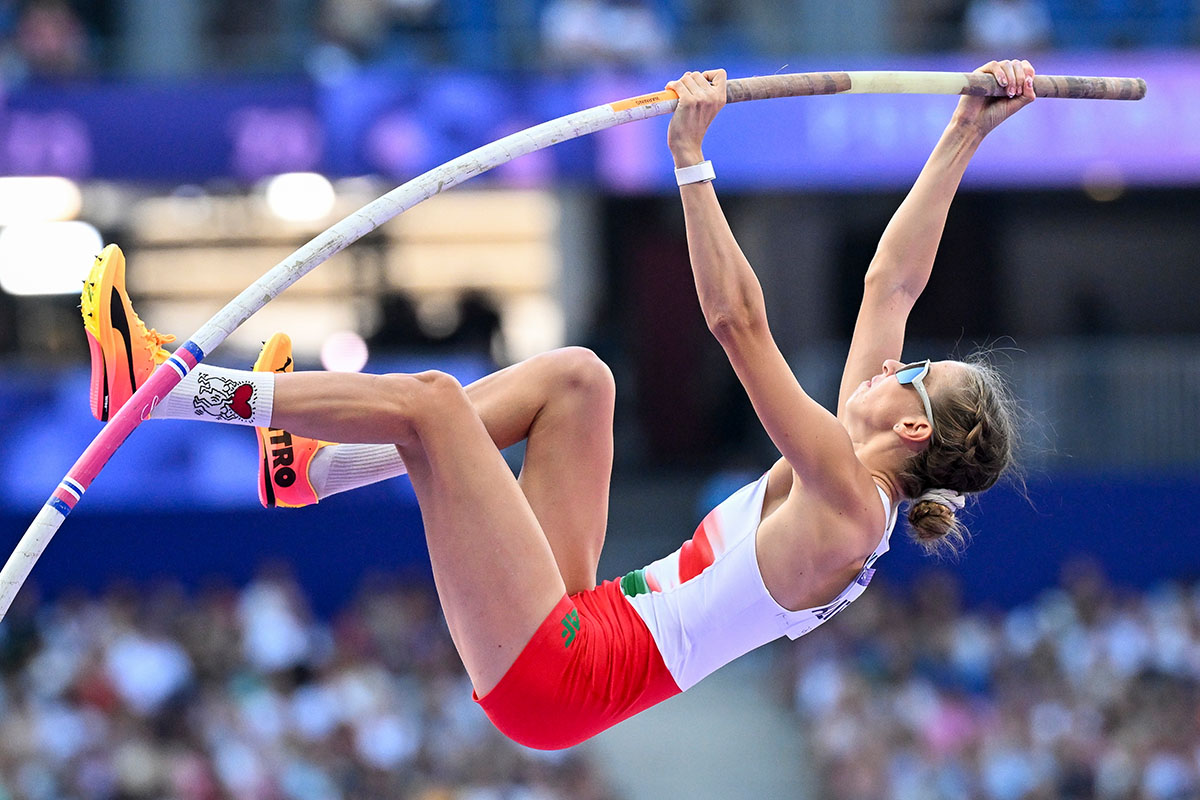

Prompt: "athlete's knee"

[406,369,471,420]
[374,370,468,439]
[550,347,615,404]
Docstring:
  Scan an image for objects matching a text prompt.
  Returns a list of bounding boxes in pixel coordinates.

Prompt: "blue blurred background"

[0,1,1199,798]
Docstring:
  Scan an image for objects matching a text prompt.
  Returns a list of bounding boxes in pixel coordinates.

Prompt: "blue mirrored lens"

[895,365,927,385]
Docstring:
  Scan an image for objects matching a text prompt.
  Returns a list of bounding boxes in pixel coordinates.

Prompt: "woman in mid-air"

[83,59,1033,749]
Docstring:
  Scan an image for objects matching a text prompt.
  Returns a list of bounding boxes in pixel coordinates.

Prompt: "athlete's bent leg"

[81,244,612,598]
[463,347,615,594]
[274,348,615,593]
[272,369,571,695]
[106,340,614,589]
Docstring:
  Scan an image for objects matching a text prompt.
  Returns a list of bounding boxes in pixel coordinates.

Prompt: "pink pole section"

[71,346,201,493]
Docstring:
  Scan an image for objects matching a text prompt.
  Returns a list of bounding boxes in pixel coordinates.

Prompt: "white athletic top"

[619,473,898,691]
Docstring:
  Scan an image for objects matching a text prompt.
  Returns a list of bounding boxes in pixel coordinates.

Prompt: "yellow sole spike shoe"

[81,244,176,422]
[253,332,330,508]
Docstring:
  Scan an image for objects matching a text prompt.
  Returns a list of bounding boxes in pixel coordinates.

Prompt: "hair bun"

[910,501,952,540]
[906,495,970,556]
[916,488,965,512]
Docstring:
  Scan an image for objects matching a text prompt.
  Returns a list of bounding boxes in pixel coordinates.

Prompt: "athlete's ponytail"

[897,352,1020,558]
[907,490,966,556]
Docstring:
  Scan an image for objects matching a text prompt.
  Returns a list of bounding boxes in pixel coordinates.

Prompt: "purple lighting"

[2,110,93,177]
[228,106,323,181]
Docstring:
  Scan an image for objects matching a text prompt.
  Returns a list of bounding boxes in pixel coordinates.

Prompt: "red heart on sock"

[230,384,254,420]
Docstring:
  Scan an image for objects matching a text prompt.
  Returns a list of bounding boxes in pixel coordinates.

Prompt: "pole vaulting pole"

[0,69,1146,620]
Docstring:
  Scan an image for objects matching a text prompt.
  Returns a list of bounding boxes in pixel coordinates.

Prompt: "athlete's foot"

[254,333,329,508]
[81,244,177,421]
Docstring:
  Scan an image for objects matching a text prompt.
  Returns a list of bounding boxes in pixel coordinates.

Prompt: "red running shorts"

[473,577,681,750]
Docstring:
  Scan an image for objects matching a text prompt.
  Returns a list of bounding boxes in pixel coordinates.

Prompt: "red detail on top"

[645,571,662,592]
[678,513,717,583]
[230,384,254,419]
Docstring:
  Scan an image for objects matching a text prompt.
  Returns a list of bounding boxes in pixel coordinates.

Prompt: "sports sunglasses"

[895,360,936,437]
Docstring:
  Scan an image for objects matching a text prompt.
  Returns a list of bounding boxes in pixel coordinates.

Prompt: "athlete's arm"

[835,59,1037,419]
[668,69,867,504]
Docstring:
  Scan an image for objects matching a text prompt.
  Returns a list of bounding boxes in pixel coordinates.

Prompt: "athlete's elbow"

[704,284,768,335]
[706,307,766,344]
[863,267,920,309]
[863,257,902,292]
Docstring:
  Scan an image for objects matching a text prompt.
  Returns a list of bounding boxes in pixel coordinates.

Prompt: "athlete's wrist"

[670,147,705,169]
[947,113,988,144]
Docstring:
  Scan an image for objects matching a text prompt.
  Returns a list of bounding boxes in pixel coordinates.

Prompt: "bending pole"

[0,69,1146,620]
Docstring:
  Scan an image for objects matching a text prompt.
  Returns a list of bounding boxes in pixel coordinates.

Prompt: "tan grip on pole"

[725,72,854,103]
[724,71,1147,103]
[973,73,1147,100]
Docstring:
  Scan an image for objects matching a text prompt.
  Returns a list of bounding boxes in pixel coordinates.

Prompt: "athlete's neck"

[870,471,901,506]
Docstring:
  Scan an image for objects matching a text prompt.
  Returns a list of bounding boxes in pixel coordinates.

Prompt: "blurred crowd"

[0,0,1196,82]
[0,570,614,800]
[781,563,1200,800]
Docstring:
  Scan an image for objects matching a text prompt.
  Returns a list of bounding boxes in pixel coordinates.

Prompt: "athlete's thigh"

[398,372,569,696]
[465,348,615,593]
[515,390,613,594]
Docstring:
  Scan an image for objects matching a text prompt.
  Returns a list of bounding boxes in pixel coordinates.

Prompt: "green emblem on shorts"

[561,609,580,648]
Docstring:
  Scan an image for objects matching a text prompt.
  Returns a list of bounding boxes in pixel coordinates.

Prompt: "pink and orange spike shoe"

[81,244,177,422]
[253,333,329,508]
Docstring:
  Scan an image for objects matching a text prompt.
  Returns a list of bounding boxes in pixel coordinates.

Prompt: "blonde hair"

[895,352,1021,558]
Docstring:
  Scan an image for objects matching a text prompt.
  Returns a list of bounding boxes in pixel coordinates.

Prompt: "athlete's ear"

[893,417,932,448]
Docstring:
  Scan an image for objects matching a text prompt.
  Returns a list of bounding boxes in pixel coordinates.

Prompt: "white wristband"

[675,160,715,186]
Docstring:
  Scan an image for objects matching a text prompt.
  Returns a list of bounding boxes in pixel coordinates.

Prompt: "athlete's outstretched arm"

[835,59,1037,418]
[668,69,867,504]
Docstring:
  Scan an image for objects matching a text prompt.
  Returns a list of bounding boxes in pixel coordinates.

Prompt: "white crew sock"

[151,365,274,427]
[307,444,408,500]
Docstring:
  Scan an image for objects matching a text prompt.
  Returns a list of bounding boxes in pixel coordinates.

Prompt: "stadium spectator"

[13,0,90,79]
[964,0,1053,53]
[540,0,672,68]
[312,0,446,71]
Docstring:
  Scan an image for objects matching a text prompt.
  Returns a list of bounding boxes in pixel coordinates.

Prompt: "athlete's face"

[845,359,962,443]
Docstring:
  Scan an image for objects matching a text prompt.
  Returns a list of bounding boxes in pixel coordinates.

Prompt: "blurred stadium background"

[0,1,1199,798]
